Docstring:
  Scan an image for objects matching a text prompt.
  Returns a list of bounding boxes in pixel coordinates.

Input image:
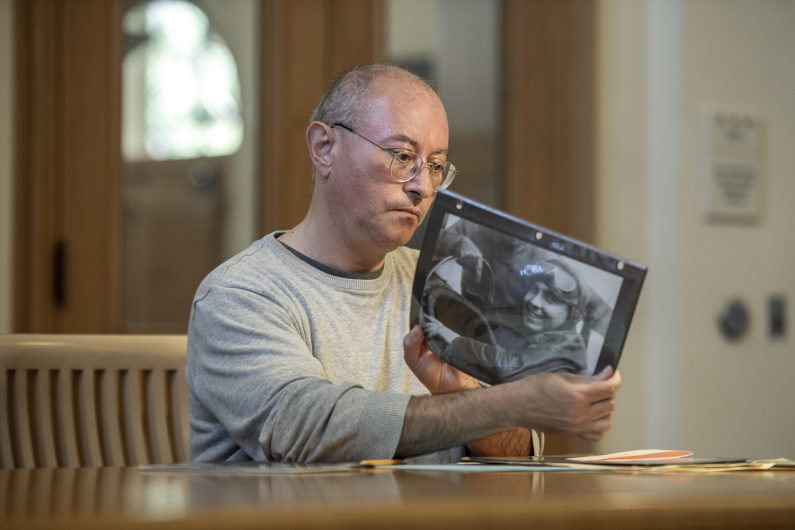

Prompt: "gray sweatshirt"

[186,232,466,463]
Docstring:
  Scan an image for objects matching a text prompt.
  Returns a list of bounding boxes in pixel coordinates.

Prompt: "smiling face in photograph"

[522,281,572,332]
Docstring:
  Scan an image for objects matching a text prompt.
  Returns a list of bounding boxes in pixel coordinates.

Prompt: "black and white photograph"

[411,190,646,386]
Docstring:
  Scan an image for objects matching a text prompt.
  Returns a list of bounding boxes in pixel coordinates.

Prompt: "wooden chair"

[0,334,189,468]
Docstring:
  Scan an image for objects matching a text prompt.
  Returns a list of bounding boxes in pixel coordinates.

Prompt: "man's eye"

[428,162,445,173]
[393,151,414,164]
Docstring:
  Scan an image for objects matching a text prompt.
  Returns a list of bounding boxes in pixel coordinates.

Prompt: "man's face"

[522,282,570,332]
[327,76,450,254]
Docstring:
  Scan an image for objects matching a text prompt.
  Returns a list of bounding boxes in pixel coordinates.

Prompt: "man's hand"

[403,324,480,394]
[504,367,622,442]
[397,325,621,458]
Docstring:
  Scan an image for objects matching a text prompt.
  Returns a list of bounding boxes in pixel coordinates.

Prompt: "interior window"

[123,0,243,161]
[121,0,257,333]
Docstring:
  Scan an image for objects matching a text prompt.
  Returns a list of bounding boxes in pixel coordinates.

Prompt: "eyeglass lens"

[331,122,456,189]
[390,154,456,189]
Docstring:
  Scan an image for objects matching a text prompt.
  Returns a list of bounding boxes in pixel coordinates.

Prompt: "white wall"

[597,0,795,458]
[0,0,13,334]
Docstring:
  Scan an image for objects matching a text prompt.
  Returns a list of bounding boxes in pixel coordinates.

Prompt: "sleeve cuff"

[356,392,412,459]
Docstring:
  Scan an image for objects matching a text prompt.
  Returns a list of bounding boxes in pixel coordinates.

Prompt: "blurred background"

[1,0,793,459]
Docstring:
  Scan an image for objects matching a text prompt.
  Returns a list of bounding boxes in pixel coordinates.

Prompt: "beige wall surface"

[597,0,795,459]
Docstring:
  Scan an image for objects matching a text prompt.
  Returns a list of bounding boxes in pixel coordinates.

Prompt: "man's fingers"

[582,369,622,403]
[590,397,616,419]
[592,365,613,381]
[403,325,424,366]
[590,414,614,439]
[404,324,422,347]
[576,410,615,441]
[610,369,622,389]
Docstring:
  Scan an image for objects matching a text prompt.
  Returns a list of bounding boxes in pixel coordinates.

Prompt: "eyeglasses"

[331,123,457,189]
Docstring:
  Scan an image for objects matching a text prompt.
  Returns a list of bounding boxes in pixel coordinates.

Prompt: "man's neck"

[278,220,388,274]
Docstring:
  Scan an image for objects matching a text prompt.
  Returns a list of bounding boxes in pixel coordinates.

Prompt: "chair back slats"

[168,368,190,463]
[100,369,126,467]
[1,370,14,465]
[54,369,81,467]
[0,335,189,468]
[146,368,173,464]
[32,370,59,467]
[76,369,104,467]
[122,368,150,466]
[9,370,36,467]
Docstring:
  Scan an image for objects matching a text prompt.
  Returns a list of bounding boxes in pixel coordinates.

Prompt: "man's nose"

[403,164,436,198]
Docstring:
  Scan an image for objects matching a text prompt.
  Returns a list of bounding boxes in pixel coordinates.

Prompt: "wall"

[597,0,795,458]
[0,0,12,333]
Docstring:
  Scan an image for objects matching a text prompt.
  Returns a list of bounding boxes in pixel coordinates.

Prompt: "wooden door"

[14,0,125,333]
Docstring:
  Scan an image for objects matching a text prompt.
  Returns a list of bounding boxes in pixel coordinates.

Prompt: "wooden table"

[2,464,795,529]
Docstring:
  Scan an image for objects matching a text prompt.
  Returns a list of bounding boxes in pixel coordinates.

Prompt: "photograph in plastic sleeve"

[410,190,647,386]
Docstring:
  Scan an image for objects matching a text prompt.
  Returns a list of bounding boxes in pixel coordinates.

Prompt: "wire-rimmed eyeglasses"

[331,123,457,190]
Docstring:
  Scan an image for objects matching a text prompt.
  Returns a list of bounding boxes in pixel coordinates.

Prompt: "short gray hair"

[310,64,435,127]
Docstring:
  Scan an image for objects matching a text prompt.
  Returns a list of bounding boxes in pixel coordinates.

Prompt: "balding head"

[298,63,450,267]
[310,64,437,128]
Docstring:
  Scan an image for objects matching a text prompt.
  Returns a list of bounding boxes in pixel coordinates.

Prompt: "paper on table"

[569,449,694,462]
[466,450,745,470]
[642,461,776,473]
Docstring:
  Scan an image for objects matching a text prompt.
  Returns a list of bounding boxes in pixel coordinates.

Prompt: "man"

[186,64,621,463]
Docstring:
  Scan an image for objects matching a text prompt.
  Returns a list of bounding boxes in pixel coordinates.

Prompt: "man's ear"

[306,121,334,179]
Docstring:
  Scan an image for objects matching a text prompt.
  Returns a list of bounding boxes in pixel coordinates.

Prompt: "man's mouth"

[394,206,422,221]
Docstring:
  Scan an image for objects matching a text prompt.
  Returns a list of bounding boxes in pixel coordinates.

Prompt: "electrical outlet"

[769,295,787,340]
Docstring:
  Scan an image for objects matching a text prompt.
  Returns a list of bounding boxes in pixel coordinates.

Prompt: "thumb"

[591,365,614,382]
[403,325,424,360]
